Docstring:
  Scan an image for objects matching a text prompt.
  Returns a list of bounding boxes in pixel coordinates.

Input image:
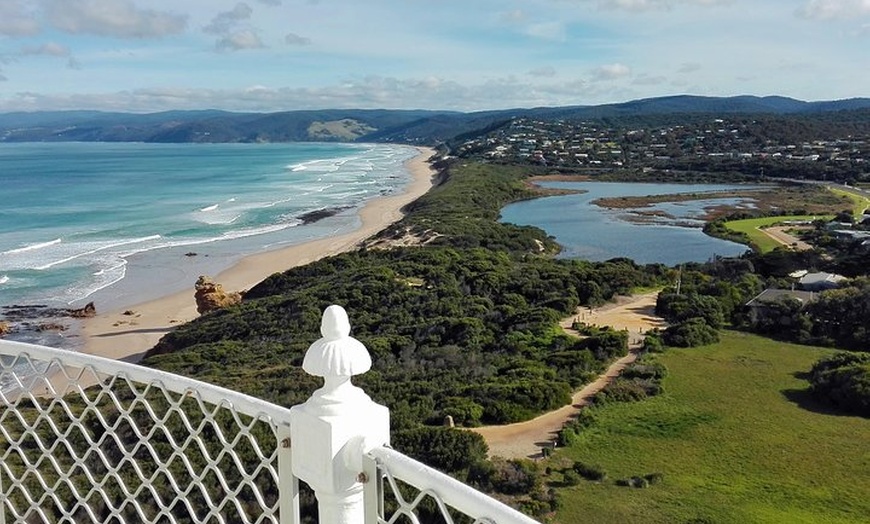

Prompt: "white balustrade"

[0,305,540,524]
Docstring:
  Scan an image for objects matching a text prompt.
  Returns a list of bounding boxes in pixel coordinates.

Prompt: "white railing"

[0,305,540,524]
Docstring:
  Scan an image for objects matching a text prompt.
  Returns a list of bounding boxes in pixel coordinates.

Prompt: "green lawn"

[550,331,870,524]
[723,215,829,253]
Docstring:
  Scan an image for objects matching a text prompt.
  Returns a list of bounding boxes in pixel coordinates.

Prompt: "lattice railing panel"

[0,347,287,524]
[364,448,539,524]
[378,470,488,524]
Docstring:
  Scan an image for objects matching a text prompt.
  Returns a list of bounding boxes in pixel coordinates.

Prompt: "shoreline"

[80,146,437,363]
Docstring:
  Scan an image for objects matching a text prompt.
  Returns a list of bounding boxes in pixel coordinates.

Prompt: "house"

[745,288,817,325]
[798,272,847,291]
[746,288,816,308]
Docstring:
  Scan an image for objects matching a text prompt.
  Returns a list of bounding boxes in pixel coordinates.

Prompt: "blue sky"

[0,0,868,112]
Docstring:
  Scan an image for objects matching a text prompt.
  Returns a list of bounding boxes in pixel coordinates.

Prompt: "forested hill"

[2,95,870,144]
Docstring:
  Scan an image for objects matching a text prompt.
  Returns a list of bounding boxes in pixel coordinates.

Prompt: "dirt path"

[471,292,667,459]
[561,291,666,345]
[760,226,813,251]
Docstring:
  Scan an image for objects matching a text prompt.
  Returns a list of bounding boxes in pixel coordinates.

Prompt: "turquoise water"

[0,142,417,309]
[500,181,753,265]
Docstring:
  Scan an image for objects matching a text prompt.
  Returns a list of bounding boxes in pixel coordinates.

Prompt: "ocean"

[0,141,418,320]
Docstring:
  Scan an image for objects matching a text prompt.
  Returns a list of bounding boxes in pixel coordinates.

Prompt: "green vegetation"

[376,161,560,253]
[137,160,669,520]
[551,331,870,524]
[809,352,870,417]
[129,157,870,518]
[829,187,870,221]
[721,215,830,253]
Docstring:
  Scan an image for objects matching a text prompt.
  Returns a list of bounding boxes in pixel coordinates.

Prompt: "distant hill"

[1,95,869,145]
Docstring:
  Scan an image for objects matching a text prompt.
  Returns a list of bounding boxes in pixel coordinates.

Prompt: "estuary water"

[0,142,417,312]
[500,181,753,265]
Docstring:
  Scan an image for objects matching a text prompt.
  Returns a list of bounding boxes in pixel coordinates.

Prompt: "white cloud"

[0,74,646,112]
[43,0,187,38]
[0,0,40,36]
[633,74,667,85]
[256,0,282,5]
[591,63,631,81]
[215,29,265,52]
[20,42,71,57]
[584,0,732,11]
[523,22,568,41]
[204,3,253,35]
[499,9,528,23]
[528,66,557,77]
[677,62,702,73]
[17,41,82,70]
[284,32,311,45]
[797,0,870,20]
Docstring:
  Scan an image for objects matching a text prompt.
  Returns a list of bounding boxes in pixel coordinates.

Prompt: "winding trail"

[471,292,666,459]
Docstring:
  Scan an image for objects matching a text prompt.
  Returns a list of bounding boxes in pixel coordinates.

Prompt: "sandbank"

[81,146,437,363]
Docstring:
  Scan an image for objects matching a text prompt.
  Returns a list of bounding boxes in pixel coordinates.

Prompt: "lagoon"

[500,181,752,266]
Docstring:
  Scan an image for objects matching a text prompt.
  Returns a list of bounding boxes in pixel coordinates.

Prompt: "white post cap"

[302,305,372,378]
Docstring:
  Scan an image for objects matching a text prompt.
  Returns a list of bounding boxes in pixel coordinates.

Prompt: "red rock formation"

[194,276,242,315]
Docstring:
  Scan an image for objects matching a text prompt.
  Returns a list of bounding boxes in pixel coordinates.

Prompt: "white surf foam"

[33,235,162,271]
[1,238,62,256]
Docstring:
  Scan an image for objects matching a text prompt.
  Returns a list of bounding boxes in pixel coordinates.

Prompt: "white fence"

[0,305,539,524]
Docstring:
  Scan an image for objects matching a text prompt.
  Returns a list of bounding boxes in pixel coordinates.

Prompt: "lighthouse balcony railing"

[0,319,539,524]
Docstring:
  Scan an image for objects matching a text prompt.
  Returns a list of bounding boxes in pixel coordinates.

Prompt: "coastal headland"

[81,147,437,363]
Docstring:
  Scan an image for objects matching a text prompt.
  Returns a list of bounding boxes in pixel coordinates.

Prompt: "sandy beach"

[81,146,437,363]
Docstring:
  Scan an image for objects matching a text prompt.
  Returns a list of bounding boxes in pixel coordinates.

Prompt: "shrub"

[616,476,650,488]
[392,427,488,473]
[572,461,608,481]
[644,472,664,485]
[595,377,662,404]
[562,470,582,486]
[564,408,597,433]
[488,459,540,495]
[557,427,578,447]
[439,396,485,426]
[808,352,870,417]
[642,331,665,353]
[622,361,668,381]
[663,317,720,347]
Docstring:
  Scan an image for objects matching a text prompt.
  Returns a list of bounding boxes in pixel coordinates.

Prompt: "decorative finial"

[302,305,371,378]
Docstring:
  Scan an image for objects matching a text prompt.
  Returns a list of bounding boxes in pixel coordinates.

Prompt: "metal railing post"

[289,305,390,524]
[277,424,300,524]
[0,465,5,524]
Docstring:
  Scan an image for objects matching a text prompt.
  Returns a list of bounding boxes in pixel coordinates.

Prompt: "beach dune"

[82,147,437,363]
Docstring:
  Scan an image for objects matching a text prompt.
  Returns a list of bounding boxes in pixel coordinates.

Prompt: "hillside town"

[455,116,870,183]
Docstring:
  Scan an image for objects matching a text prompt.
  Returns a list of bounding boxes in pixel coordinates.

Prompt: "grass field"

[549,331,870,524]
[828,187,870,221]
[722,215,828,253]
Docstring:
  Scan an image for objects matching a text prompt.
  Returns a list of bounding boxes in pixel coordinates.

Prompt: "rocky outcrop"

[67,302,96,318]
[194,276,242,315]
[2,302,95,320]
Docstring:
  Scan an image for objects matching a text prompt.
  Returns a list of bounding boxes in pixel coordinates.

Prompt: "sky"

[0,0,868,113]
